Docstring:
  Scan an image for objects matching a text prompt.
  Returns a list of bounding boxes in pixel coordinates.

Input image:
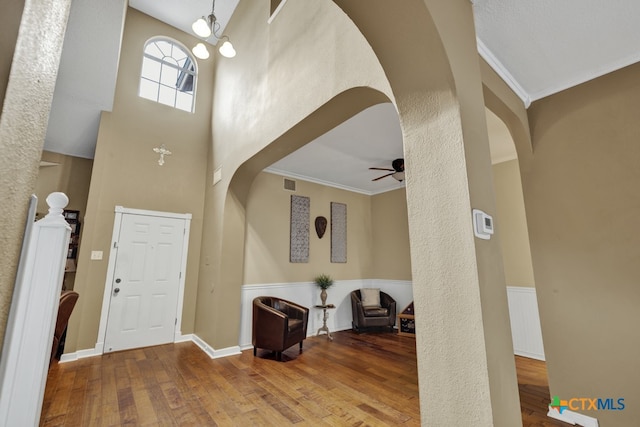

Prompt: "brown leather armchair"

[252,296,309,361]
[51,290,79,364]
[351,289,396,333]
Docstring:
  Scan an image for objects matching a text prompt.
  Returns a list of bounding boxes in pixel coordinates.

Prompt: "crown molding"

[263,168,405,196]
[476,38,531,108]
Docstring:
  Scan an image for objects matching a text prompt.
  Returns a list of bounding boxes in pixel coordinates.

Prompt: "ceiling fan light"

[192,43,210,60]
[192,17,212,38]
[392,171,405,182]
[218,40,236,58]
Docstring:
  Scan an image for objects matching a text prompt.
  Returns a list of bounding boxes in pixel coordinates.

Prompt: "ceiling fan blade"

[372,173,394,181]
[369,167,394,171]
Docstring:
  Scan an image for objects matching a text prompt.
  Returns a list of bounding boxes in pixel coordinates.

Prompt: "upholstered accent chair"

[351,289,396,333]
[51,290,79,363]
[252,296,309,361]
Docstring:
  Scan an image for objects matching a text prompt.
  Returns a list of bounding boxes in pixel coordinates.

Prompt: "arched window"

[139,37,196,112]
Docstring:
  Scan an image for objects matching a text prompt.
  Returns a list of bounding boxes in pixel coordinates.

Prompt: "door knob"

[115,278,121,283]
[114,288,120,294]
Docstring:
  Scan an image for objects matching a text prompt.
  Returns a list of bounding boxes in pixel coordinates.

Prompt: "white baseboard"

[192,334,215,358]
[59,334,239,363]
[547,408,599,427]
[191,334,241,359]
[211,345,242,359]
[174,333,193,343]
[59,344,102,363]
[514,349,545,361]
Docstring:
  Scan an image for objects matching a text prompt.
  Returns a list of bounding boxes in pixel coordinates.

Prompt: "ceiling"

[129,0,240,47]
[473,0,640,107]
[43,0,640,193]
[266,103,407,195]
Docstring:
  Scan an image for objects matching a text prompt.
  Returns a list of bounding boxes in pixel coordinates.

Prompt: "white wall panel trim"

[239,279,413,348]
[507,286,545,360]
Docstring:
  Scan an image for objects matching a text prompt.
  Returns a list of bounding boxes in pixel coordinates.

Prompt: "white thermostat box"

[472,209,494,240]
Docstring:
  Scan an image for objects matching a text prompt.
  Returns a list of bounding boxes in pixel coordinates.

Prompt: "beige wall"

[244,173,413,285]
[371,188,412,280]
[240,159,536,289]
[492,159,535,287]
[243,160,534,289]
[525,62,640,426]
[64,8,214,353]
[244,172,373,284]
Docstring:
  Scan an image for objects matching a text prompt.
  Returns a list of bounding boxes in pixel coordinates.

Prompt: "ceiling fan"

[369,158,405,182]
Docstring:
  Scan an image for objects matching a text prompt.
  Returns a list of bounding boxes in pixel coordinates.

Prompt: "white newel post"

[0,193,71,426]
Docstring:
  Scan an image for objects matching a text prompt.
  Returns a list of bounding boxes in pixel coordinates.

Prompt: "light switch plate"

[90,250,103,260]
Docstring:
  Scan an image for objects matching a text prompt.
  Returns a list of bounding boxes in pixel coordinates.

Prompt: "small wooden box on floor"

[398,302,415,337]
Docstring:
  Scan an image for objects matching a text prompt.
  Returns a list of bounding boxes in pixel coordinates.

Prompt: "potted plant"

[313,274,334,306]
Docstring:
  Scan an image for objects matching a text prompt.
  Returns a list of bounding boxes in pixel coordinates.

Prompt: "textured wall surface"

[0,0,72,348]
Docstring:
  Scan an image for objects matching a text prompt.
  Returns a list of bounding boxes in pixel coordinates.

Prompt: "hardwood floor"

[41,331,562,426]
[516,356,566,427]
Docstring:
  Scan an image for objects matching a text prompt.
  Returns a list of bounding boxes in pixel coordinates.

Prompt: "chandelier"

[191,0,236,59]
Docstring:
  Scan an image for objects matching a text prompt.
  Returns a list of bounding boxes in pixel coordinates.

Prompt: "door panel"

[104,214,185,353]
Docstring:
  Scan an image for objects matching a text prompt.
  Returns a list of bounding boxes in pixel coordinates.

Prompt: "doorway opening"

[97,206,192,354]
[486,108,554,424]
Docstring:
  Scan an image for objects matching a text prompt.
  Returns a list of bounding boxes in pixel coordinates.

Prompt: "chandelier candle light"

[191,0,236,59]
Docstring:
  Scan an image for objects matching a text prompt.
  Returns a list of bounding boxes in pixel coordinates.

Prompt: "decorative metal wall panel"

[331,202,347,263]
[290,195,310,263]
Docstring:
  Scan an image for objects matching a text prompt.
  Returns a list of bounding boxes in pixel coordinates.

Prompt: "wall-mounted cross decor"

[153,144,172,166]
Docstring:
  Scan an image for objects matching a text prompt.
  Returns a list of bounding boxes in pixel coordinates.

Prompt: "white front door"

[104,213,187,353]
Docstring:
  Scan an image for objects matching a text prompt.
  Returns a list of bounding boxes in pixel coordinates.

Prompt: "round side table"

[314,304,336,340]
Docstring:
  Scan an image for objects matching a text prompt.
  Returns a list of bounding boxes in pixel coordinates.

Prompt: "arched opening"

[486,107,555,422]
[239,101,412,347]
[216,88,396,345]
[198,1,522,424]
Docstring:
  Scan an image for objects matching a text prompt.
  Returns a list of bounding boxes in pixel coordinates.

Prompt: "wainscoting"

[239,279,413,349]
[506,286,545,360]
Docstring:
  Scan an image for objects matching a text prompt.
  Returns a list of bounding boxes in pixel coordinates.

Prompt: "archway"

[332,1,522,424]
[214,88,394,347]
[200,1,522,424]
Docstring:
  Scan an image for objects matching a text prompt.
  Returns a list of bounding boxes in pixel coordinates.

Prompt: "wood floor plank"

[98,359,122,427]
[124,357,160,426]
[41,331,560,426]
